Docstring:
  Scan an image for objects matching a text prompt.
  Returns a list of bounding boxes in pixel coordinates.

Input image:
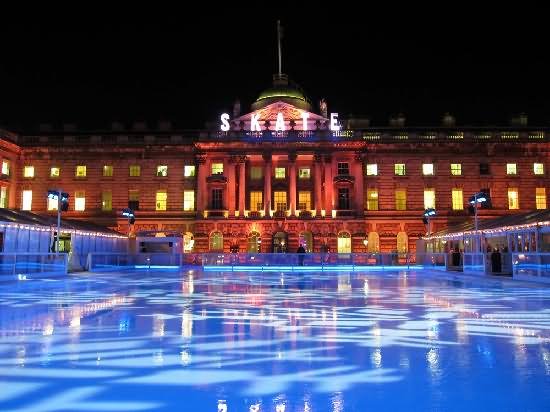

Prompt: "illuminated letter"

[330,113,341,131]
[220,113,230,131]
[301,112,309,131]
[251,113,261,131]
[275,112,285,131]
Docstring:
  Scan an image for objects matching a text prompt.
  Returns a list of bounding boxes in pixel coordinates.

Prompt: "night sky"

[0,14,547,131]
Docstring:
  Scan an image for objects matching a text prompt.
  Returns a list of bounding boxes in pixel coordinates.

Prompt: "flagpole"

[277,20,282,76]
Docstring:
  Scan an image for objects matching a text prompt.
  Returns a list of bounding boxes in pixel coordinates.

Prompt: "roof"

[0,209,121,235]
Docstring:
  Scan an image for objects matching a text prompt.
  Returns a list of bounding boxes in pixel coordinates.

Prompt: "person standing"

[297,244,306,266]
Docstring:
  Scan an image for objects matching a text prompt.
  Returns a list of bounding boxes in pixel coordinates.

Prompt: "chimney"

[510,113,528,126]
[111,121,125,131]
[63,123,77,132]
[441,113,456,127]
[132,121,147,131]
[389,113,406,127]
[158,120,172,131]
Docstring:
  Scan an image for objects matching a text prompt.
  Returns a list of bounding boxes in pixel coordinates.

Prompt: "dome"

[256,87,307,103]
[251,74,312,111]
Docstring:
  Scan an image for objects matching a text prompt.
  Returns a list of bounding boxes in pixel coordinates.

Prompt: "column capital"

[323,154,332,163]
[354,152,366,162]
[262,152,272,162]
[288,152,297,163]
[314,153,323,163]
[237,155,247,163]
[195,153,207,164]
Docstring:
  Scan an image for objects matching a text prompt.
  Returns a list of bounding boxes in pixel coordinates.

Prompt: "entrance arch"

[209,231,223,251]
[367,232,380,253]
[397,232,408,254]
[299,231,313,252]
[183,232,194,253]
[337,231,351,253]
[272,231,288,253]
[247,231,262,253]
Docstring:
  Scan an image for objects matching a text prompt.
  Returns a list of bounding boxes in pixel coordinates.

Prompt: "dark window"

[338,188,350,209]
[212,189,223,209]
[480,163,490,175]
[480,188,492,208]
[128,200,139,211]
[337,162,350,175]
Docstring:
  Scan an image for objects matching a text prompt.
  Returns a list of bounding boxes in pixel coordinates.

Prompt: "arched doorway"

[272,231,287,253]
[183,232,194,253]
[209,231,223,251]
[337,231,351,253]
[247,231,261,253]
[299,231,313,252]
[367,232,380,253]
[397,232,408,254]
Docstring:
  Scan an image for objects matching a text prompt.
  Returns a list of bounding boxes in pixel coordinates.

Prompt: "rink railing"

[0,253,68,279]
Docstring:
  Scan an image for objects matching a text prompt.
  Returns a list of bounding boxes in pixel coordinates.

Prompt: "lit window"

[1,161,9,175]
[298,191,311,211]
[102,191,112,211]
[0,187,8,208]
[422,163,434,176]
[366,164,378,176]
[250,166,263,179]
[183,190,195,211]
[22,190,32,211]
[506,163,517,175]
[75,191,85,211]
[275,167,286,179]
[250,191,263,211]
[75,165,86,177]
[395,189,406,210]
[22,166,34,178]
[184,165,196,177]
[103,165,113,177]
[156,165,168,177]
[299,168,310,179]
[536,188,546,209]
[394,164,406,176]
[534,163,544,175]
[274,191,287,211]
[209,231,223,251]
[211,163,224,175]
[424,188,435,209]
[156,190,167,211]
[129,165,141,177]
[50,167,60,178]
[337,162,349,175]
[450,164,462,176]
[451,189,463,210]
[47,196,58,211]
[366,189,378,210]
[508,188,519,209]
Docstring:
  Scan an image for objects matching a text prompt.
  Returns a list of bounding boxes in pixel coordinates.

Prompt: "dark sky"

[0,14,547,131]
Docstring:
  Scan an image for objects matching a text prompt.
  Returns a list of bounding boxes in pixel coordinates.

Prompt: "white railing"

[0,253,68,279]
[512,253,550,283]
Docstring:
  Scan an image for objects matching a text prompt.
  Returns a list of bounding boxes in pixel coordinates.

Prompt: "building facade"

[1,75,549,254]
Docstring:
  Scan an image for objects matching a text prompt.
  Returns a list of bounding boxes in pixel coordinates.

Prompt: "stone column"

[288,153,297,216]
[263,153,272,216]
[354,152,365,216]
[238,155,247,216]
[324,154,333,215]
[314,153,323,215]
[227,156,237,216]
[195,154,207,216]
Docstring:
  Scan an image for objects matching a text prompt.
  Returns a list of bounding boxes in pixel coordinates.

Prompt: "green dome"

[251,74,312,111]
[256,87,307,102]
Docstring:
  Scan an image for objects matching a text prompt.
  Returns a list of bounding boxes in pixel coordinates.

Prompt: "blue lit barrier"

[512,253,550,283]
[87,253,200,271]
[0,253,68,279]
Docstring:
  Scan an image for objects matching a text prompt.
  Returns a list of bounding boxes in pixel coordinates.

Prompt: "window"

[1,160,9,176]
[422,163,434,176]
[250,166,263,179]
[103,165,113,177]
[337,162,349,175]
[183,190,195,211]
[338,188,350,209]
[23,166,34,178]
[395,189,407,210]
[22,190,32,211]
[75,191,85,211]
[508,188,519,210]
[366,189,378,210]
[480,163,490,175]
[50,167,60,178]
[397,232,408,254]
[394,163,406,176]
[536,188,547,209]
[75,165,86,177]
[211,163,223,175]
[450,163,462,176]
[211,188,223,209]
[366,164,378,176]
[337,231,351,253]
[184,165,196,177]
[506,163,517,175]
[156,165,168,177]
[534,163,545,175]
[298,191,311,211]
[298,168,310,179]
[102,191,112,211]
[424,188,435,209]
[274,191,287,211]
[0,187,8,208]
[209,231,223,251]
[275,167,286,179]
[451,189,463,210]
[128,190,139,210]
[129,165,141,177]
[250,191,263,211]
[156,190,167,211]
[47,196,58,211]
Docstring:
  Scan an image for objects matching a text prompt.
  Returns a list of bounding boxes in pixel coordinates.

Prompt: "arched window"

[299,231,313,252]
[367,232,380,253]
[337,231,351,253]
[209,231,223,251]
[272,232,287,253]
[183,232,194,253]
[247,231,261,253]
[397,232,408,254]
